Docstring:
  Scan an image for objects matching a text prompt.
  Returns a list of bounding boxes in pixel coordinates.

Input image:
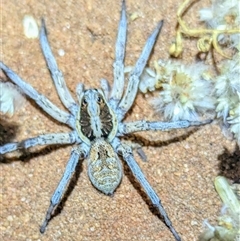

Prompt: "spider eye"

[97,96,102,104]
[82,98,87,107]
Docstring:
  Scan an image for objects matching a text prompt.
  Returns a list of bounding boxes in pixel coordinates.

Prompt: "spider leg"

[0,62,75,128]
[76,83,84,100]
[118,20,164,120]
[100,78,111,100]
[40,143,89,233]
[118,119,212,135]
[112,138,181,241]
[0,132,78,155]
[109,0,127,109]
[40,19,78,115]
[121,139,147,161]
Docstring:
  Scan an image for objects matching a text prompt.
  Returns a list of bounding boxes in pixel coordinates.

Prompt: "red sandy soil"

[1,0,238,240]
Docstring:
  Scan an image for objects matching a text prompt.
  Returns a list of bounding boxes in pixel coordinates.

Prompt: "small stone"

[7,215,14,222]
[89,226,95,232]
[191,220,198,226]
[58,49,65,57]
[23,15,39,39]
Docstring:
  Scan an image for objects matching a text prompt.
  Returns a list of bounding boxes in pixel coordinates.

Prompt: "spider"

[0,1,211,240]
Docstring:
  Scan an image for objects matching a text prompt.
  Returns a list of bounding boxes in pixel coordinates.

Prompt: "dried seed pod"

[214,176,240,214]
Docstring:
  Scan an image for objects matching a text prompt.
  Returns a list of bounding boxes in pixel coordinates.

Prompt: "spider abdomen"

[87,138,122,195]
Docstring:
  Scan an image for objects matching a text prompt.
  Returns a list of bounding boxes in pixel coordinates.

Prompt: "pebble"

[7,215,14,222]
[22,15,39,39]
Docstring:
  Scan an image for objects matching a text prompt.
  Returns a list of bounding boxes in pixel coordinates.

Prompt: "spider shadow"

[0,113,81,227]
[0,141,72,164]
[0,118,19,163]
[0,118,19,145]
[0,118,72,163]
[0,119,83,227]
[217,143,240,182]
[0,135,83,226]
[122,161,161,216]
[125,127,199,152]
[122,128,201,225]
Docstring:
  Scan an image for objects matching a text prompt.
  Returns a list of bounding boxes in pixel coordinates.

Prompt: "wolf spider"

[0,1,211,240]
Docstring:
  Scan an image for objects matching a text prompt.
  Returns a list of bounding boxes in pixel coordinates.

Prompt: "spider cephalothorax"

[0,1,211,240]
[76,89,118,143]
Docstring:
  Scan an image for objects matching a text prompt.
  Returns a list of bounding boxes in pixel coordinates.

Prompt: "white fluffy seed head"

[214,53,240,122]
[146,60,216,121]
[0,82,26,117]
[227,97,240,145]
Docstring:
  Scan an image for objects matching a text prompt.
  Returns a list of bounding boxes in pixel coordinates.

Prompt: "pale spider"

[0,1,211,240]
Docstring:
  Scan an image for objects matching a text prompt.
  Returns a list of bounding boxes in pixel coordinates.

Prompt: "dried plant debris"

[167,0,240,143]
[199,0,240,51]
[198,176,240,241]
[169,0,240,58]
